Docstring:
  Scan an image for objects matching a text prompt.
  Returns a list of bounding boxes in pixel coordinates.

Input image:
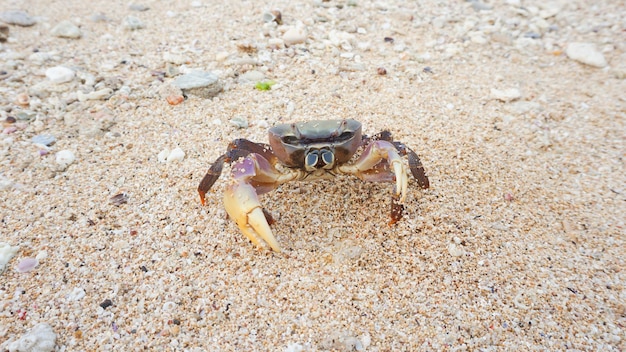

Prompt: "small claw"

[391,160,408,202]
[224,181,282,252]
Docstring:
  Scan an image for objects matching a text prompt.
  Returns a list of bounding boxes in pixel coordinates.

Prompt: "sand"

[1,0,624,350]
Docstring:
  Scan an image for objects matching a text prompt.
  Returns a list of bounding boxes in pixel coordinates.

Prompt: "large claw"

[224,181,281,252]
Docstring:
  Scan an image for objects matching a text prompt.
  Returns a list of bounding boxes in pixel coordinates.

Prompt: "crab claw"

[223,181,281,252]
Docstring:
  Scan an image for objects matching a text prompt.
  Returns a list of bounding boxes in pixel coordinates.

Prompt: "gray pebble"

[32,134,56,146]
[229,116,248,129]
[123,16,145,30]
[51,20,82,39]
[0,24,8,42]
[129,3,150,11]
[174,71,223,98]
[0,10,36,27]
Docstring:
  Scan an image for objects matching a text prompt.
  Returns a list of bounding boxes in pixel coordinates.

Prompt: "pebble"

[0,176,13,191]
[16,257,38,273]
[283,27,307,46]
[32,134,56,146]
[229,116,249,129]
[55,150,76,170]
[239,70,265,82]
[50,20,82,39]
[0,10,36,27]
[77,88,113,102]
[0,242,19,273]
[123,16,145,30]
[173,71,223,98]
[166,148,185,163]
[67,287,86,301]
[566,42,607,68]
[448,243,465,257]
[45,66,75,84]
[4,323,56,352]
[129,3,150,11]
[490,87,522,102]
[0,24,8,42]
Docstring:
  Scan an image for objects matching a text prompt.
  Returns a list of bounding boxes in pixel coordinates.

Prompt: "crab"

[198,119,429,252]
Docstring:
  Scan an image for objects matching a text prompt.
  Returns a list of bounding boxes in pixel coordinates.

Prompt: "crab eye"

[321,150,334,169]
[282,135,299,145]
[305,152,318,170]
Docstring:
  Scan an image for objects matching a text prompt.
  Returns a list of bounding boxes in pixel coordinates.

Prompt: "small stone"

[16,257,38,273]
[68,287,86,301]
[283,27,307,46]
[32,134,56,146]
[166,147,185,162]
[157,149,169,163]
[471,1,492,11]
[55,150,76,170]
[173,71,223,98]
[0,176,13,190]
[262,10,282,25]
[239,70,265,82]
[15,93,29,107]
[566,42,607,68]
[166,95,184,105]
[229,116,249,129]
[0,242,19,273]
[0,24,8,42]
[77,88,113,102]
[129,3,150,11]
[5,323,56,352]
[45,66,75,84]
[100,299,113,309]
[491,88,522,102]
[51,20,82,39]
[448,243,465,257]
[0,10,36,27]
[123,16,145,30]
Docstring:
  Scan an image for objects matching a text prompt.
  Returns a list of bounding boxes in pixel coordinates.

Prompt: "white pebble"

[45,66,75,84]
[36,250,48,261]
[0,175,13,190]
[157,149,170,163]
[55,150,76,169]
[283,27,307,46]
[67,287,86,301]
[50,20,82,39]
[566,42,607,68]
[5,323,56,352]
[448,243,465,257]
[0,242,19,273]
[490,87,522,102]
[166,147,185,162]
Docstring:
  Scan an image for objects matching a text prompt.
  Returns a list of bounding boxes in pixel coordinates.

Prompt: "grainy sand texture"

[1,0,625,351]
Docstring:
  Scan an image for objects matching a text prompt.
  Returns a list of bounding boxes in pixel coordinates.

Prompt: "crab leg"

[198,139,278,205]
[338,140,409,202]
[223,153,300,252]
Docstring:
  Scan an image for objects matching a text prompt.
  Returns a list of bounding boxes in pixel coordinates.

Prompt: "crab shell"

[268,119,363,170]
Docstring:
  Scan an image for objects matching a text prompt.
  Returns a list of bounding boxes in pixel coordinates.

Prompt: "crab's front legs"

[224,153,299,252]
[337,140,410,224]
